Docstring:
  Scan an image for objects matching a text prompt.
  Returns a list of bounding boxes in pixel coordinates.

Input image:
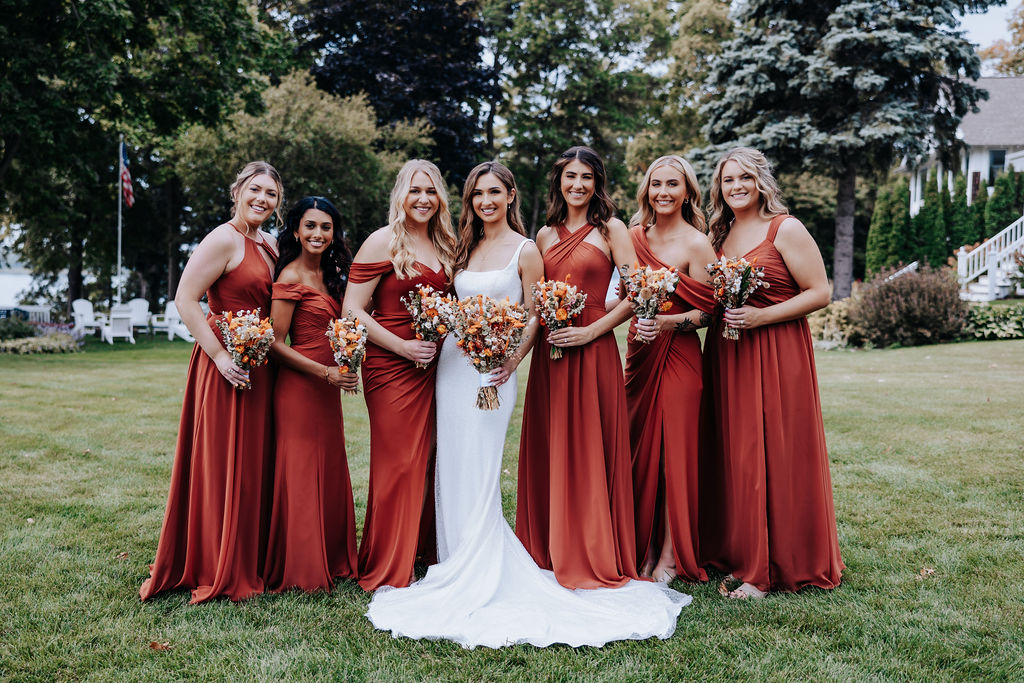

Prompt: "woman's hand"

[214,352,249,388]
[548,324,596,348]
[338,369,359,392]
[635,315,673,342]
[723,305,767,331]
[401,339,438,365]
[489,363,513,387]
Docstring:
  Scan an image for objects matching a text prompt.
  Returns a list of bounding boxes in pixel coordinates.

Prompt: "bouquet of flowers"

[532,277,587,359]
[449,294,529,410]
[618,264,679,343]
[400,284,454,368]
[705,256,769,340]
[216,308,275,389]
[326,314,367,395]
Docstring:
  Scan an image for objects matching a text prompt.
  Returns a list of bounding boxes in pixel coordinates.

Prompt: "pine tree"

[865,184,893,275]
[970,187,988,243]
[948,173,974,249]
[890,178,913,265]
[914,170,949,267]
[986,168,1021,237]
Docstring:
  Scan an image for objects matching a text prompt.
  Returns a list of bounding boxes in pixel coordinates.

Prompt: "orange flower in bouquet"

[216,308,275,389]
[449,294,529,410]
[618,264,680,343]
[532,276,587,359]
[705,256,769,340]
[400,284,455,368]
[326,314,367,396]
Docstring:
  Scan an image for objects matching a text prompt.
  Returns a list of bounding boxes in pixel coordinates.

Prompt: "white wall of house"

[908,144,1024,217]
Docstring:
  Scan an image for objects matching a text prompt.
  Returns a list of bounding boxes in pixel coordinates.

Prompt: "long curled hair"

[229,160,285,229]
[453,162,527,272]
[707,147,788,252]
[545,146,617,237]
[386,160,458,280]
[630,155,707,233]
[275,196,352,302]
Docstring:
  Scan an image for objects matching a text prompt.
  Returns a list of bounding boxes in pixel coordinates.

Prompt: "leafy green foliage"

[970,185,988,244]
[948,173,974,249]
[849,267,968,347]
[0,317,36,341]
[913,170,950,267]
[806,297,865,348]
[984,168,1023,239]
[962,302,1024,340]
[865,177,912,275]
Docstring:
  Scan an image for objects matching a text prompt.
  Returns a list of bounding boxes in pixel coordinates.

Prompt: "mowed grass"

[1,333,1022,681]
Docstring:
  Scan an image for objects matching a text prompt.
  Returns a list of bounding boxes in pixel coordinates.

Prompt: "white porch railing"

[886,261,919,281]
[957,214,1024,301]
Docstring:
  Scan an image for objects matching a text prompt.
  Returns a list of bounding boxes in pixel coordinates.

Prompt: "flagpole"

[116,135,123,305]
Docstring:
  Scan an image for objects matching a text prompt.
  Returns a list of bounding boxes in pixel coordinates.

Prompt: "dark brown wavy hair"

[545,146,617,237]
[453,161,526,272]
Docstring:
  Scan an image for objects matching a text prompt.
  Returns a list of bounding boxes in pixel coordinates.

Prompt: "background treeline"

[0,0,1013,309]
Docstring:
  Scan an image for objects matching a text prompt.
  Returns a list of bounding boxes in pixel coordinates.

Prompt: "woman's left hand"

[488,365,512,387]
[548,324,595,348]
[723,305,766,331]
[635,316,671,342]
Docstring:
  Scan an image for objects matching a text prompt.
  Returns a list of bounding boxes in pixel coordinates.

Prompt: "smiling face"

[471,172,513,225]
[294,207,333,257]
[234,173,281,228]
[403,170,440,226]
[719,159,759,213]
[560,159,596,210]
[648,164,689,218]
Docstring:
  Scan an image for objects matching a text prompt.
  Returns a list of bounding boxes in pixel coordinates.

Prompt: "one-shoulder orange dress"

[351,260,446,591]
[140,236,277,604]
[515,224,638,589]
[699,214,844,593]
[264,282,357,592]
[624,226,716,583]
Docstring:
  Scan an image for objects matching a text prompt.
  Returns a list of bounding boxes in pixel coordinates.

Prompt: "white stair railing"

[957,214,1024,299]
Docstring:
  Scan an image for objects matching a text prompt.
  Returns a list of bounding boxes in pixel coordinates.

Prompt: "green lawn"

[1,335,1023,681]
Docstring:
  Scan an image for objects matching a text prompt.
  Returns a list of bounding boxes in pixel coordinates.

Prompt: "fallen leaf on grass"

[149,641,172,651]
[26,518,35,524]
[116,551,129,560]
[916,567,936,580]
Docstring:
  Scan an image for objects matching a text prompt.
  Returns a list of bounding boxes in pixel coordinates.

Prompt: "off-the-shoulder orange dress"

[700,214,844,593]
[264,282,357,592]
[350,260,446,591]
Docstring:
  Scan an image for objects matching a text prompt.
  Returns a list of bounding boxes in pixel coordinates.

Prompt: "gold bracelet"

[322,365,330,381]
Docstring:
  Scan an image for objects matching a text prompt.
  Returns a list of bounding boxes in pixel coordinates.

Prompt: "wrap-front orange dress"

[699,214,844,593]
[624,226,715,583]
[264,282,357,592]
[140,235,277,604]
[351,260,445,591]
[516,223,638,589]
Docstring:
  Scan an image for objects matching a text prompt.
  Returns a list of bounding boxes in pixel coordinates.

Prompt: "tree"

[866,183,896,276]
[948,173,974,249]
[913,170,950,267]
[699,0,995,298]
[985,167,1023,238]
[970,184,988,243]
[889,178,913,265]
[979,2,1024,75]
[297,0,497,184]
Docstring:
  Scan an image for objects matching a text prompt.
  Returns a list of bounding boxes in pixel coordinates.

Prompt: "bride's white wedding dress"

[366,239,690,649]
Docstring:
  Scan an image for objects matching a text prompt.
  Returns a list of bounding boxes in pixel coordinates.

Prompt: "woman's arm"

[268,295,353,388]
[636,231,716,340]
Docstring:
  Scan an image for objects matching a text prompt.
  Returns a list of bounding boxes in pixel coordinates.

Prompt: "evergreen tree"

[698,0,995,298]
[985,168,1022,237]
[913,170,949,267]
[970,186,988,243]
[948,173,974,249]
[865,183,894,276]
[889,178,913,265]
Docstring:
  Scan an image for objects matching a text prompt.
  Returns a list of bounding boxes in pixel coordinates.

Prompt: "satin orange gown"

[700,214,844,593]
[624,226,716,583]
[140,236,277,604]
[351,260,445,591]
[264,282,357,592]
[516,224,638,589]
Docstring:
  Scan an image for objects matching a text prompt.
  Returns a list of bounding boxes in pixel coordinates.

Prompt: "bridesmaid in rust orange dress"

[624,155,717,585]
[265,196,358,592]
[700,147,844,599]
[343,160,457,591]
[140,161,283,603]
[516,146,640,589]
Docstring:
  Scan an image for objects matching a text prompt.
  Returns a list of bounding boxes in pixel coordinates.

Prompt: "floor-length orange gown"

[624,226,716,583]
[351,260,446,591]
[700,214,844,593]
[516,224,638,589]
[264,282,357,591]
[140,236,276,604]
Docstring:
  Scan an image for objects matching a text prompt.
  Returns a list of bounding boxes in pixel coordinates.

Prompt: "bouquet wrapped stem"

[532,277,587,359]
[618,265,679,343]
[450,294,528,410]
[326,315,367,396]
[216,308,275,389]
[401,284,454,368]
[706,256,769,340]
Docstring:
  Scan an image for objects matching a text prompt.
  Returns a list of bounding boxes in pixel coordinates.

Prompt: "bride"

[366,161,691,649]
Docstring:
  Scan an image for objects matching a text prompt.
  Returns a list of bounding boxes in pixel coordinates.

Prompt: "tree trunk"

[832,163,857,299]
[165,176,181,302]
[530,187,542,239]
[67,236,84,310]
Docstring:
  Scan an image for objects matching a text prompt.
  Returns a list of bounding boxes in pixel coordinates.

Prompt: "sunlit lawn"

[1,333,1022,680]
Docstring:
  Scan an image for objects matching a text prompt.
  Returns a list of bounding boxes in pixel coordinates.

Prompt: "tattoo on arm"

[674,319,696,333]
[674,311,712,333]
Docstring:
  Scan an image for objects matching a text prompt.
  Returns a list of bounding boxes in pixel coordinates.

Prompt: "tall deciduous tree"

[699,0,994,298]
[979,2,1024,75]
[297,0,497,184]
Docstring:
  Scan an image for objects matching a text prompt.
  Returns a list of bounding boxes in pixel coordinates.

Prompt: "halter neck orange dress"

[140,234,277,604]
[699,214,844,593]
[516,223,638,589]
[350,260,446,591]
[624,226,716,583]
[264,282,357,592]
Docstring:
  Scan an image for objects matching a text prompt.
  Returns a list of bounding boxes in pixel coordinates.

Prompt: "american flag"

[120,142,135,208]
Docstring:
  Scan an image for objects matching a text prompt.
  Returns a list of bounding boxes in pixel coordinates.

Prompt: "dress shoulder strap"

[506,238,533,269]
[766,214,792,243]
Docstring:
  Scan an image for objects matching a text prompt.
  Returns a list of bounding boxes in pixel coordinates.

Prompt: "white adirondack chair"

[71,299,107,336]
[125,298,151,333]
[101,306,135,344]
[151,302,194,342]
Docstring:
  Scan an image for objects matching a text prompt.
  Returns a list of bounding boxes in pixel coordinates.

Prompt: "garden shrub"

[962,303,1024,340]
[0,317,38,341]
[0,333,79,354]
[849,267,968,347]
[807,298,866,349]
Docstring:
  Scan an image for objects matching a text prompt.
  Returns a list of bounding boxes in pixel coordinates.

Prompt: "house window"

[989,150,1006,186]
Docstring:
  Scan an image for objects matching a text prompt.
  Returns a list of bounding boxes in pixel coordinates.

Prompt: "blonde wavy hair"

[707,147,788,252]
[386,160,457,280]
[229,160,285,229]
[630,155,706,233]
